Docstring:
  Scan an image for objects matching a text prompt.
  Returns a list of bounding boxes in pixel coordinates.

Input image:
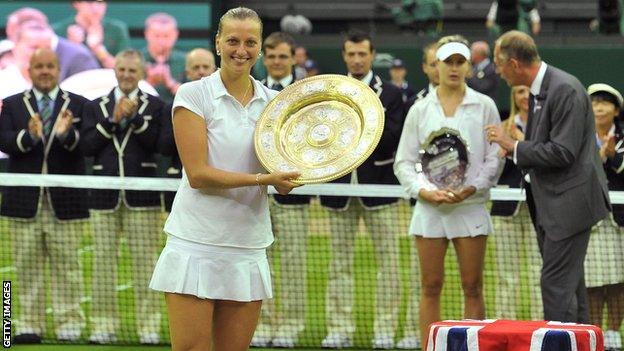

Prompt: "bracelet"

[255,173,263,186]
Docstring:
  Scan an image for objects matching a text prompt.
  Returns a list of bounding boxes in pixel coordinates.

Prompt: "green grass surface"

[0,199,615,349]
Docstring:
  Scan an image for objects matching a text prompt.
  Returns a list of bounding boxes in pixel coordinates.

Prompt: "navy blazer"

[81,88,163,210]
[0,88,89,220]
[260,75,311,206]
[158,102,180,212]
[321,73,406,209]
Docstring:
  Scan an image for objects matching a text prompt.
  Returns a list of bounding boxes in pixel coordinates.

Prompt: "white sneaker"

[139,332,160,345]
[272,336,296,348]
[372,334,395,349]
[321,333,352,348]
[250,334,272,347]
[396,336,421,349]
[604,330,622,350]
[89,332,117,344]
[56,328,81,341]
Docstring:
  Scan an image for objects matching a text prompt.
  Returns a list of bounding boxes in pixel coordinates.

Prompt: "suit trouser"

[12,199,85,336]
[89,206,162,336]
[257,200,309,339]
[492,202,543,320]
[325,200,400,338]
[536,224,591,323]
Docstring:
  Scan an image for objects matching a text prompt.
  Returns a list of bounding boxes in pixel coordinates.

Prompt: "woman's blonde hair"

[503,85,525,137]
[216,7,263,38]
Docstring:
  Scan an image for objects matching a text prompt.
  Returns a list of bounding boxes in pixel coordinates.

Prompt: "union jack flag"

[427,319,603,351]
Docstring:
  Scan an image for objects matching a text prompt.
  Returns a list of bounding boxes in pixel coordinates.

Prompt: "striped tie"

[39,94,53,136]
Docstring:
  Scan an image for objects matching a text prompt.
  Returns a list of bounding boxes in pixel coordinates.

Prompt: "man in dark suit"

[320,31,405,349]
[252,31,311,348]
[404,42,438,112]
[486,30,611,323]
[81,49,164,345]
[159,48,216,213]
[466,41,499,103]
[0,48,88,344]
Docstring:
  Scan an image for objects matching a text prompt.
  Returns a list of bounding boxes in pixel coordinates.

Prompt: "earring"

[258,52,263,57]
[216,50,221,56]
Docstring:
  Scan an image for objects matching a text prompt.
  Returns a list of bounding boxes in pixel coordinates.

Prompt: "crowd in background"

[0,2,623,350]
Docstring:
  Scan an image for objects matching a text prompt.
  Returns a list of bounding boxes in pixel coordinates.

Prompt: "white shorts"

[149,235,272,301]
[410,201,492,239]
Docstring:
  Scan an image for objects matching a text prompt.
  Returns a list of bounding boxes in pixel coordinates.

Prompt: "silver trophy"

[419,128,469,190]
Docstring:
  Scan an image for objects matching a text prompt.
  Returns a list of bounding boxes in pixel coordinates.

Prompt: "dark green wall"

[305,45,624,112]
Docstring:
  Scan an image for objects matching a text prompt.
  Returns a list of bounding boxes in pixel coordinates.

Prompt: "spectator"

[466,41,499,102]
[486,0,541,36]
[253,31,310,348]
[5,8,99,82]
[0,48,89,344]
[320,31,405,349]
[294,45,308,80]
[81,49,164,345]
[53,0,131,68]
[585,83,624,351]
[391,0,444,35]
[396,41,439,350]
[141,12,186,103]
[304,58,319,77]
[490,85,542,321]
[389,58,416,102]
[159,47,216,213]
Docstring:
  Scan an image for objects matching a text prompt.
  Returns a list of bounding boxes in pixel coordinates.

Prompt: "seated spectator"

[294,46,308,80]
[389,58,416,102]
[391,0,443,35]
[5,8,99,83]
[53,0,131,68]
[584,83,624,351]
[466,41,499,102]
[141,12,186,103]
[486,0,541,36]
[304,59,319,77]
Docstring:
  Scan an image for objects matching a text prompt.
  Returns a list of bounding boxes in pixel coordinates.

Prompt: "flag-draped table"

[427,319,603,351]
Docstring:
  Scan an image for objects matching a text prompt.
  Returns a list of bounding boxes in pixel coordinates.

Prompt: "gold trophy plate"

[254,74,385,184]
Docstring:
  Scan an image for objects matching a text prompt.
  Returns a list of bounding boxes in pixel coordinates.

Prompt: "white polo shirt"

[164,70,278,248]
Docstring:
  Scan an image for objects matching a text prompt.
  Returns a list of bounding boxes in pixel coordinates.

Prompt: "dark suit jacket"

[320,73,406,209]
[260,75,312,206]
[56,37,100,81]
[467,60,499,103]
[81,88,163,210]
[0,88,89,220]
[517,65,610,240]
[602,121,624,226]
[157,102,180,212]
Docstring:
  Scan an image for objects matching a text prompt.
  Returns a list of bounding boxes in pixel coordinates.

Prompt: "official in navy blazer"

[0,48,88,344]
[487,31,610,324]
[81,49,164,345]
[319,31,405,349]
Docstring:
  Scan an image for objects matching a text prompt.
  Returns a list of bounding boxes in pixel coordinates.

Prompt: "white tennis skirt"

[410,201,493,239]
[149,235,272,301]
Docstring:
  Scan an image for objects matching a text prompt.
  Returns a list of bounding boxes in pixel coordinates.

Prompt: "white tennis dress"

[149,71,278,301]
[394,87,503,238]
